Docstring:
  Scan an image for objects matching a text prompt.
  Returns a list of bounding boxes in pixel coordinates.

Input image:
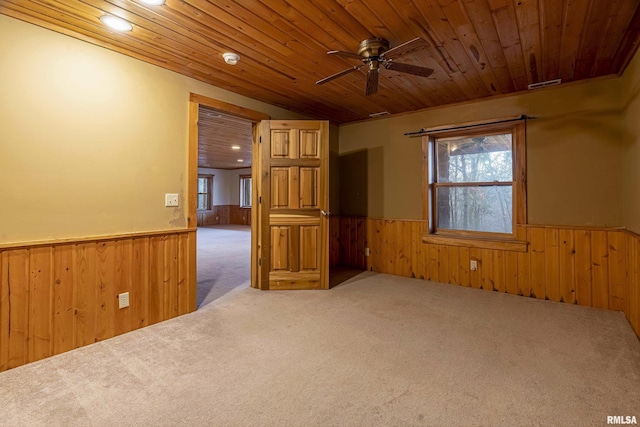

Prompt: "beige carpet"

[197,225,251,308]
[1,272,639,426]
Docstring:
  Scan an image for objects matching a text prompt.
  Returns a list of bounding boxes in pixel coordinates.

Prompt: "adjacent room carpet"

[1,271,638,426]
[197,225,251,308]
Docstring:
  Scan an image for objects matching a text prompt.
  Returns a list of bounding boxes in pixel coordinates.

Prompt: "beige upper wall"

[339,77,625,226]
[621,48,640,235]
[0,16,307,244]
[197,167,252,206]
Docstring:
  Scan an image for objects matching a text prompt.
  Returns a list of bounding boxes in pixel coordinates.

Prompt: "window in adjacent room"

[424,119,526,239]
[197,174,213,211]
[239,174,252,208]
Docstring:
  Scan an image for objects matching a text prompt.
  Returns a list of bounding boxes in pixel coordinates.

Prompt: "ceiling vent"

[528,79,561,90]
[369,111,390,118]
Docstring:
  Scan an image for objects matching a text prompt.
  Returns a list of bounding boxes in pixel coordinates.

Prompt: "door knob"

[320,210,331,217]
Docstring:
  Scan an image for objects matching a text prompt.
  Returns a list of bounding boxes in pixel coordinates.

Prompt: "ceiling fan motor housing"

[358,38,390,58]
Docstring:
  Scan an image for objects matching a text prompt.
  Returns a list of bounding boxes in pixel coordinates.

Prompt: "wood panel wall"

[0,229,196,372]
[626,231,640,338]
[335,216,640,339]
[197,206,251,226]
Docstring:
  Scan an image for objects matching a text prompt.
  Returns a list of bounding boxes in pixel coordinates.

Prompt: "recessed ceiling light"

[231,145,241,150]
[222,52,240,65]
[100,15,133,32]
[237,159,244,162]
[139,0,165,5]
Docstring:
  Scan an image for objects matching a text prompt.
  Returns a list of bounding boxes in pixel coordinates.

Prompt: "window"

[424,120,526,239]
[197,174,213,211]
[239,174,252,208]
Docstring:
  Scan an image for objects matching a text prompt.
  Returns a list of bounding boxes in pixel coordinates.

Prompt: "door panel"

[271,167,292,208]
[254,120,329,290]
[299,167,319,208]
[299,226,319,270]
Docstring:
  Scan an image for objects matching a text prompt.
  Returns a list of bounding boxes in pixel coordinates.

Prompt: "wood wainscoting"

[334,216,640,339]
[626,231,640,338]
[0,229,196,372]
[197,206,251,226]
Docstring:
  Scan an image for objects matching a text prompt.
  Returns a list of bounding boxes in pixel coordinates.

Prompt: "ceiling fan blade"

[365,69,379,96]
[327,50,364,60]
[316,65,363,85]
[384,61,434,78]
[381,37,429,59]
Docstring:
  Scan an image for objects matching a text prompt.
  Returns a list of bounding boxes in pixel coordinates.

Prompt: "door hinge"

[258,258,262,266]
[259,136,262,143]
[259,196,262,204]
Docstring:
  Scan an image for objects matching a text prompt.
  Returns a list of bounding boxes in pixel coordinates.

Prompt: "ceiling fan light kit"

[316,37,434,96]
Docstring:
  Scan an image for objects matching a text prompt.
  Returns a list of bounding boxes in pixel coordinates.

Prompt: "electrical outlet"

[165,193,179,207]
[118,292,130,309]
[470,260,478,271]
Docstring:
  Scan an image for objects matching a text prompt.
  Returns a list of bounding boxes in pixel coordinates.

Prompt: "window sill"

[422,233,528,252]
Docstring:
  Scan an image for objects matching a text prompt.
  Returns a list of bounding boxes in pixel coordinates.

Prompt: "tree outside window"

[424,120,526,238]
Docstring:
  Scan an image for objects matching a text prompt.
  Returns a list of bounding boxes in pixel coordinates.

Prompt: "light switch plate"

[165,193,179,207]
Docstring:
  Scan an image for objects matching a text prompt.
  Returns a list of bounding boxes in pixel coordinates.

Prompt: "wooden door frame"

[187,93,270,298]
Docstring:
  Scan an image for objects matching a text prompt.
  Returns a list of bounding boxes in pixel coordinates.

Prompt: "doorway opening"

[187,94,269,308]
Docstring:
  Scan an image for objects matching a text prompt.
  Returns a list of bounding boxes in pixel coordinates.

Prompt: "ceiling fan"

[316,37,434,96]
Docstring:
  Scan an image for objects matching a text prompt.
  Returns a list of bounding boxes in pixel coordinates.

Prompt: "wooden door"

[252,120,329,290]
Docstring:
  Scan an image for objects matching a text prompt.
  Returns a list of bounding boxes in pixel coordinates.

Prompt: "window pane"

[198,194,208,210]
[437,134,512,183]
[240,177,252,208]
[436,186,512,233]
[198,178,206,193]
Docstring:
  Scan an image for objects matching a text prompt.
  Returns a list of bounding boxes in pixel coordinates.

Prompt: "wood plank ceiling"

[198,106,252,169]
[2,0,640,125]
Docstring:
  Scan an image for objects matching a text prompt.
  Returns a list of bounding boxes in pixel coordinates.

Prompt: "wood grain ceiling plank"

[438,0,506,94]
[290,0,443,107]
[251,0,429,111]
[349,0,450,106]
[85,0,320,87]
[538,0,564,81]
[284,1,362,51]
[162,0,378,119]
[192,0,402,116]
[333,0,396,41]
[558,0,590,82]
[609,1,640,75]
[75,0,296,84]
[412,0,490,99]
[308,0,373,42]
[327,0,452,108]
[386,1,468,103]
[512,0,543,85]
[243,0,417,110]
[462,0,516,92]
[590,0,637,77]
[255,0,347,51]
[487,0,529,90]
[148,0,316,80]
[573,0,616,80]
[405,0,484,100]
